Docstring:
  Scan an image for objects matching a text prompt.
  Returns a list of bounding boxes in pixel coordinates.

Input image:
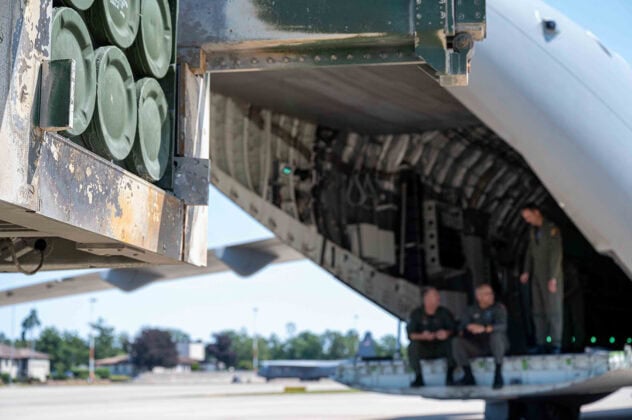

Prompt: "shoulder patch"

[550,227,559,237]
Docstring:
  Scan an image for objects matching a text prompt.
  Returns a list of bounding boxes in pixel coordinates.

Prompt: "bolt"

[453,32,474,52]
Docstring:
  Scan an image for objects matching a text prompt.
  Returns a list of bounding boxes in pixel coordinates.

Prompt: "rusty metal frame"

[0,1,208,271]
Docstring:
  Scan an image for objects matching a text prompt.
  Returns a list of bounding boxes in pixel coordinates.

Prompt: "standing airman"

[520,203,564,354]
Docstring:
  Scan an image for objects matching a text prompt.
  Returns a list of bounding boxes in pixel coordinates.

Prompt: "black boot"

[493,364,504,389]
[456,365,476,386]
[445,366,455,386]
[410,374,425,387]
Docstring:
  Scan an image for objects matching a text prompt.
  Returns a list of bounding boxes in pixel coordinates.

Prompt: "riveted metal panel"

[178,0,486,85]
[179,65,211,267]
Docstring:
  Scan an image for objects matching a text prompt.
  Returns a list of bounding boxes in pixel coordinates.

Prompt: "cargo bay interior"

[210,64,632,354]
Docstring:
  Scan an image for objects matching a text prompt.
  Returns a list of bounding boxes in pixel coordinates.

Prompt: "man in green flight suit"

[520,203,564,354]
[407,287,456,387]
[452,284,508,389]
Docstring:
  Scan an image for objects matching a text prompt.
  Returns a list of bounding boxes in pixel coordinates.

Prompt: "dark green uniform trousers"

[524,219,564,348]
[532,277,564,347]
[408,340,453,377]
[452,333,508,366]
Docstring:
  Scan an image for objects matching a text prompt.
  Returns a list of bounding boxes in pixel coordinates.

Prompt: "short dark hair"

[422,286,439,297]
[521,202,541,212]
[475,283,493,292]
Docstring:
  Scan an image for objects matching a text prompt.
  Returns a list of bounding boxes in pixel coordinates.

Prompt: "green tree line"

[2,310,399,377]
[207,325,398,370]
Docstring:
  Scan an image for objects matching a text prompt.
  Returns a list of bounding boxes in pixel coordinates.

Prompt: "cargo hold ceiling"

[210,65,481,134]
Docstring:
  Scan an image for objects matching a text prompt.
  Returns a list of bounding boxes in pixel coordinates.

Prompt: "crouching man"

[452,284,509,389]
[407,287,456,387]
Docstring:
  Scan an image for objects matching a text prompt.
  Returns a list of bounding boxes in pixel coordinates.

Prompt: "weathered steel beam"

[178,0,486,86]
[34,133,185,263]
[0,1,209,269]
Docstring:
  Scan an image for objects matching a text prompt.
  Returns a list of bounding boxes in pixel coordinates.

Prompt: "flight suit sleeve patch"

[550,227,559,237]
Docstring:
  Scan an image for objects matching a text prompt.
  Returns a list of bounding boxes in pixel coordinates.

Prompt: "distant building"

[175,356,198,372]
[98,353,198,376]
[152,356,198,374]
[96,354,134,377]
[176,341,205,362]
[0,343,50,382]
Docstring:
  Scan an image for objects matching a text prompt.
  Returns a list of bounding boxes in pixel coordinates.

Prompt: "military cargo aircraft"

[1,0,632,418]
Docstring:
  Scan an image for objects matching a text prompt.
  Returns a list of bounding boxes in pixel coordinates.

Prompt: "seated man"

[407,287,456,387]
[452,284,509,389]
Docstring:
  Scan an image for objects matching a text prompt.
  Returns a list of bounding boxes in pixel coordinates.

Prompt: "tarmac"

[0,375,630,419]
